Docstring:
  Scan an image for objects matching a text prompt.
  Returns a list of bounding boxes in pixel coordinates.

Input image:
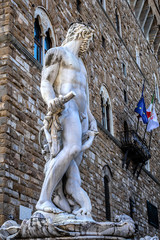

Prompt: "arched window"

[115,9,122,36]
[34,17,42,64]
[135,45,141,67]
[99,0,106,10]
[154,73,160,103]
[101,93,105,127]
[77,0,81,13]
[100,93,110,131]
[105,102,110,132]
[44,30,52,57]
[124,89,127,103]
[129,197,135,219]
[102,35,106,49]
[103,165,112,221]
[104,176,111,220]
[100,86,114,135]
[122,62,127,77]
[34,7,56,65]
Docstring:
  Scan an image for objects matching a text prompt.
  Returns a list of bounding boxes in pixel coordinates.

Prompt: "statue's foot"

[72,207,90,216]
[36,201,64,214]
[53,195,71,213]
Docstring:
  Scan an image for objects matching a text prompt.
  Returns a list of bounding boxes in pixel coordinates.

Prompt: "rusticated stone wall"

[0,0,160,238]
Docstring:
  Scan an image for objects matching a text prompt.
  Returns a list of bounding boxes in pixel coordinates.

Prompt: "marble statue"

[0,23,136,240]
[36,22,98,218]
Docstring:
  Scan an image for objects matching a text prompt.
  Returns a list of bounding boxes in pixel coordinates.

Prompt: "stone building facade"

[0,0,160,238]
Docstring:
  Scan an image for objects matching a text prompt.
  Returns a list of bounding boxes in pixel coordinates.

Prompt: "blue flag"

[134,96,148,124]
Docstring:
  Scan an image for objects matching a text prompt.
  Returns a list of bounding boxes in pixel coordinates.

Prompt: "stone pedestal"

[0,212,135,240]
[16,237,131,240]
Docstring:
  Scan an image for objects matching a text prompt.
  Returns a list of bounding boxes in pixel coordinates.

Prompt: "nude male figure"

[36,23,98,216]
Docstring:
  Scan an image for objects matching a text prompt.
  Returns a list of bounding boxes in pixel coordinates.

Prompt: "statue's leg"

[65,158,92,216]
[36,111,82,213]
[53,152,83,212]
[53,180,71,213]
[74,151,83,166]
[64,115,92,215]
[52,152,83,213]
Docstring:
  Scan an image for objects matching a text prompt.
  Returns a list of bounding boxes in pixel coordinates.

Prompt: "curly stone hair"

[62,22,94,55]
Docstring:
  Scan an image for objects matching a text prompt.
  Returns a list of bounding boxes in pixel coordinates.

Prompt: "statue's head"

[62,22,94,54]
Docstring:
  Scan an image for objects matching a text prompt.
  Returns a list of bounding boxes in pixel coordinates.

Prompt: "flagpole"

[148,130,152,150]
[143,124,147,141]
[136,117,140,132]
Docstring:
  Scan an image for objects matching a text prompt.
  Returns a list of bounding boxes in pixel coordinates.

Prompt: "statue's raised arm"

[41,48,63,110]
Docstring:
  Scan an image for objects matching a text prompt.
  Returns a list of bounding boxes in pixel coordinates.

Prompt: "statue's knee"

[69,145,81,159]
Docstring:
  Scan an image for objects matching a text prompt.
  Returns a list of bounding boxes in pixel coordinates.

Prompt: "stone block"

[0,85,7,98]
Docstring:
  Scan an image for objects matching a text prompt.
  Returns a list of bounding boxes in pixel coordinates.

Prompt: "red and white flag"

[146,94,154,119]
[147,104,159,132]
[146,103,152,119]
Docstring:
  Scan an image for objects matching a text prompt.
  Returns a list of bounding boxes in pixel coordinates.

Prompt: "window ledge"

[142,168,160,186]
[97,121,121,148]
[0,33,42,70]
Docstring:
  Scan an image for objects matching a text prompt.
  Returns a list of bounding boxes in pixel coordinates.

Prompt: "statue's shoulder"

[46,46,65,56]
[45,47,66,66]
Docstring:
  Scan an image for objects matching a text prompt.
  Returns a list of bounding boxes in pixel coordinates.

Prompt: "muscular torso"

[51,47,88,115]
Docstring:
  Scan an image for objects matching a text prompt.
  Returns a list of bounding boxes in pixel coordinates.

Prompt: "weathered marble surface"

[36,22,98,217]
[0,214,135,239]
[0,220,20,240]
[140,236,159,240]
